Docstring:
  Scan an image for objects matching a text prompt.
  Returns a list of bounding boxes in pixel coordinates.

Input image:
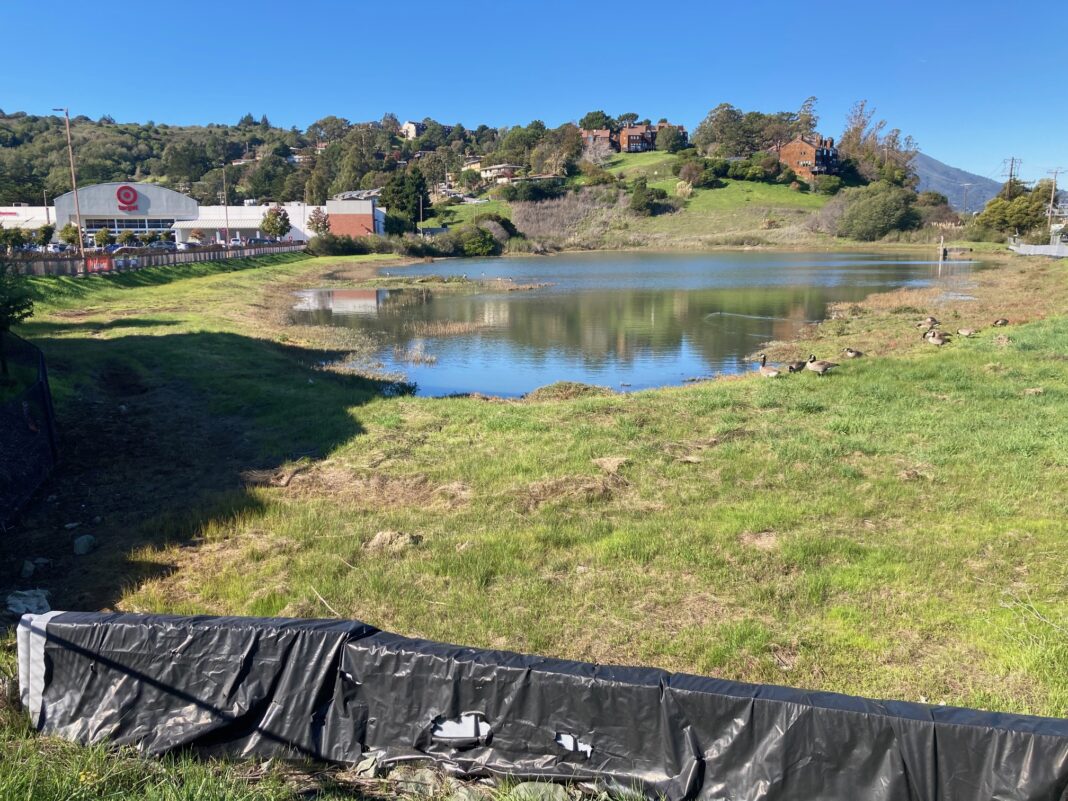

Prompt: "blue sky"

[3,0,1063,182]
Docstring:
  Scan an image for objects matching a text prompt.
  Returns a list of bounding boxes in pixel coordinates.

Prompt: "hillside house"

[579,128,617,152]
[618,123,688,153]
[480,163,524,184]
[778,135,839,182]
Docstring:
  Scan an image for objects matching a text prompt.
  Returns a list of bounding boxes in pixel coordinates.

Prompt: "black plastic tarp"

[17,611,1068,800]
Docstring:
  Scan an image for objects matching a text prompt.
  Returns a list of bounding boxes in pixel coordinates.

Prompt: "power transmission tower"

[960,182,973,215]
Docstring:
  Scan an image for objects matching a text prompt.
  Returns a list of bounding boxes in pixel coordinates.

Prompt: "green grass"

[3,253,1067,796]
[428,200,512,228]
[603,150,678,179]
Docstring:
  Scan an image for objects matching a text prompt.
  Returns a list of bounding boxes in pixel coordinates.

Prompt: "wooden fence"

[12,243,307,277]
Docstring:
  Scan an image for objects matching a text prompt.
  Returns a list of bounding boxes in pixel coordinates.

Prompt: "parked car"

[45,243,68,253]
[245,237,276,246]
[228,237,244,247]
[148,240,177,252]
[175,241,200,251]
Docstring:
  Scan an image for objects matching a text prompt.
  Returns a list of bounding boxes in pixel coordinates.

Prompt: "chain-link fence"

[0,332,58,527]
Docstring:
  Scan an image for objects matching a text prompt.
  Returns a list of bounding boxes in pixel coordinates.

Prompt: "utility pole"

[1047,168,1061,227]
[1005,157,1019,198]
[960,183,973,215]
[43,190,50,225]
[53,107,84,261]
[222,163,231,247]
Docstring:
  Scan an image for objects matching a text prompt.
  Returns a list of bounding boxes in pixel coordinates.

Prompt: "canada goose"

[925,331,950,346]
[805,355,838,376]
[758,353,781,378]
[843,347,864,358]
[786,360,807,373]
[993,318,1009,326]
[915,316,940,328]
[956,328,978,337]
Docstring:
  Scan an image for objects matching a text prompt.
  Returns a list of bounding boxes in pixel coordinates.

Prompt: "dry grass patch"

[517,473,626,512]
[288,466,471,510]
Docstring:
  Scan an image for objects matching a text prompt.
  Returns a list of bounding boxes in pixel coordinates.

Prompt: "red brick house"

[618,123,688,153]
[778,135,839,182]
[579,128,617,152]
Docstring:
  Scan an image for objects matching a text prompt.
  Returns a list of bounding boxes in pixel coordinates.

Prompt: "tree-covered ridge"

[0,110,587,207]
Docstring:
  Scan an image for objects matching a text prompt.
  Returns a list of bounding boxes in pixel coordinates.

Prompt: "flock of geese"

[757,315,1010,378]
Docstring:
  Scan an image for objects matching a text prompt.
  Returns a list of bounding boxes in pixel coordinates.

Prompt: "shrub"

[629,178,672,217]
[813,175,843,195]
[835,183,921,241]
[578,160,616,186]
[457,226,501,257]
[497,179,566,203]
[306,233,372,256]
[472,212,520,240]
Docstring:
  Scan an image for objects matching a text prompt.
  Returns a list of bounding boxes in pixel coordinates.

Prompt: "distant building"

[479,163,524,184]
[400,121,426,140]
[0,182,386,245]
[400,120,455,141]
[617,123,687,153]
[579,128,617,152]
[325,198,387,237]
[778,135,839,182]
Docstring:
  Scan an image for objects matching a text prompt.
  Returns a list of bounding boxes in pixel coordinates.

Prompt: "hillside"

[912,151,1001,212]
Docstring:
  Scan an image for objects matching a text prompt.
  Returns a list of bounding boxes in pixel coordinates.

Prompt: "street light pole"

[222,163,231,247]
[53,107,84,261]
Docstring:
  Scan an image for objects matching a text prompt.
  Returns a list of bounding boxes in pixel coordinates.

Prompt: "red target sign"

[116,185,139,210]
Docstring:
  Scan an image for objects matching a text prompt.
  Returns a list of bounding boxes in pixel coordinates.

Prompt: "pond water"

[292,251,974,397]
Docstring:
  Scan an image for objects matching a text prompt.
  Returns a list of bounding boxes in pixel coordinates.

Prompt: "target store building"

[2,181,384,244]
[53,182,199,236]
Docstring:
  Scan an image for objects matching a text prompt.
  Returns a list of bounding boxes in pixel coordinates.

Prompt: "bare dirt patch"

[518,473,626,512]
[364,530,422,553]
[741,530,780,551]
[665,429,752,462]
[287,466,471,510]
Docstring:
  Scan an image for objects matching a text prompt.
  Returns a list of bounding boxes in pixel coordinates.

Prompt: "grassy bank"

[3,251,1067,798]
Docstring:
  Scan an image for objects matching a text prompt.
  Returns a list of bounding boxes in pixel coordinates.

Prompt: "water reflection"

[292,252,974,396]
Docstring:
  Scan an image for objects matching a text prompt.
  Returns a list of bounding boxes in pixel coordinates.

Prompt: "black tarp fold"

[17,611,1068,801]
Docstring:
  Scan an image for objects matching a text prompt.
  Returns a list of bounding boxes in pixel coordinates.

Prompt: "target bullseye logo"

[116,185,139,211]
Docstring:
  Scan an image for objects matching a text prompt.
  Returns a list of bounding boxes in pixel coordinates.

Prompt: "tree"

[976,179,1052,235]
[0,260,34,378]
[655,126,684,153]
[381,167,431,231]
[35,225,55,247]
[117,230,137,245]
[307,206,331,236]
[0,225,27,254]
[59,223,81,246]
[94,228,114,247]
[579,110,616,131]
[260,205,292,239]
[188,229,205,243]
[617,112,640,128]
[837,100,917,186]
[458,169,481,191]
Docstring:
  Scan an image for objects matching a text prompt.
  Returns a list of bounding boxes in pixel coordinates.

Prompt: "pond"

[292,251,974,397]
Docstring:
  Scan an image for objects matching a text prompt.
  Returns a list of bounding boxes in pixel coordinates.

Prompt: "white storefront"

[0,183,326,244]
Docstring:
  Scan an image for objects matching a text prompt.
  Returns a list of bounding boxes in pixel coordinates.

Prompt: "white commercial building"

[0,182,385,244]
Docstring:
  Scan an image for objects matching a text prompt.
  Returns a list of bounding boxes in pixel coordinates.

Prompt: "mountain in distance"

[911,151,1001,213]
